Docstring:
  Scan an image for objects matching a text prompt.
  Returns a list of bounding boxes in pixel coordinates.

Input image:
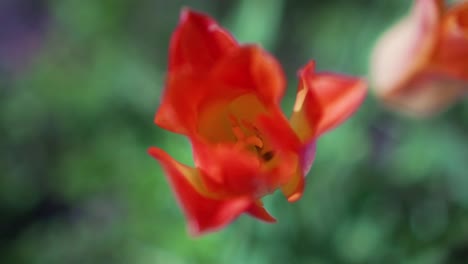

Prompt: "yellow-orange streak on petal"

[149,147,198,186]
[245,136,263,148]
[293,87,308,112]
[290,64,367,143]
[148,147,225,200]
[290,107,314,143]
[281,168,304,203]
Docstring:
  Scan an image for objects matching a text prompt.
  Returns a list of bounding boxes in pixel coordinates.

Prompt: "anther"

[261,151,275,161]
[232,126,246,140]
[245,136,263,148]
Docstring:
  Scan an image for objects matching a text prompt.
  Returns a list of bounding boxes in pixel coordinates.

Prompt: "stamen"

[229,114,274,162]
[261,151,275,161]
[245,136,263,148]
[228,114,240,126]
[232,126,246,140]
[241,120,259,134]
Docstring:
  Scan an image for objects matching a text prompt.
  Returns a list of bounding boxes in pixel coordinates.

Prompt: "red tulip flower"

[371,0,468,117]
[149,8,367,235]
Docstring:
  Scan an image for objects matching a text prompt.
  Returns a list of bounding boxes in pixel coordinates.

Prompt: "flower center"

[229,115,275,162]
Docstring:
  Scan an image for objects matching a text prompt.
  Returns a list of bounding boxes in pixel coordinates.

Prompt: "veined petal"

[169,8,238,74]
[290,61,367,142]
[211,45,287,105]
[148,147,252,235]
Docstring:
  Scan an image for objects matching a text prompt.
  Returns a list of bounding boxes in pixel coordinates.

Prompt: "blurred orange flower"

[371,0,468,117]
[149,8,367,235]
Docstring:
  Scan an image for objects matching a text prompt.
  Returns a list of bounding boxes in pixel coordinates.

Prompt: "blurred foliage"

[1,0,467,263]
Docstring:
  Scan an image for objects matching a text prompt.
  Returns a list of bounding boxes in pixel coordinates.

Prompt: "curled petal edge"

[290,61,367,142]
[148,147,252,236]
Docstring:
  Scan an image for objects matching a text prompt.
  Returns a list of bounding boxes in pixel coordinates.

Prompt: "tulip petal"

[432,1,468,80]
[169,8,238,74]
[154,73,203,134]
[290,61,367,142]
[369,0,467,117]
[192,142,265,196]
[378,74,467,117]
[212,45,287,105]
[281,141,316,201]
[156,9,238,134]
[370,0,441,96]
[300,140,317,176]
[148,147,252,235]
[246,201,276,223]
[256,109,302,151]
[280,167,304,203]
[192,139,294,198]
[256,112,302,193]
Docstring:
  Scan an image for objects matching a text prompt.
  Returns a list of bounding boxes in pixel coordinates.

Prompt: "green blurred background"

[1,0,467,263]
